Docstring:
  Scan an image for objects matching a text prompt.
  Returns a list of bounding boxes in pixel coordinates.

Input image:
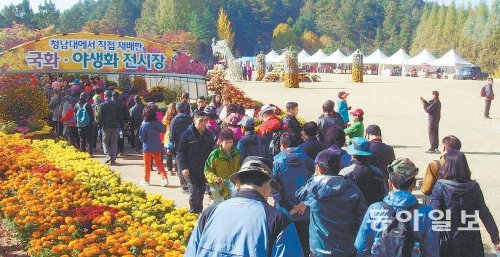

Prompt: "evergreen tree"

[59,3,87,33]
[217,7,235,50]
[36,0,60,29]
[1,4,19,27]
[135,0,160,35]
[188,9,215,44]
[17,0,36,28]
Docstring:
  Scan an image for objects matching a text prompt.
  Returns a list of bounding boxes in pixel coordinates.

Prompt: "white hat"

[258,104,276,118]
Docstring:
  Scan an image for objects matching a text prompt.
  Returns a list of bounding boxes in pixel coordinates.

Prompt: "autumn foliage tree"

[0,22,55,51]
[301,31,322,53]
[217,8,235,50]
[271,23,299,50]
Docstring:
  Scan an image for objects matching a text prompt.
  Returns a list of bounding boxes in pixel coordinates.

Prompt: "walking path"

[98,74,498,256]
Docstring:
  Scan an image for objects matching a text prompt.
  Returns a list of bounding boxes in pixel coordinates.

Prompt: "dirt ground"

[93,73,498,256]
[236,74,499,255]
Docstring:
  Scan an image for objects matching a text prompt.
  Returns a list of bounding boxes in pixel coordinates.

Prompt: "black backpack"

[269,122,285,156]
[372,201,421,257]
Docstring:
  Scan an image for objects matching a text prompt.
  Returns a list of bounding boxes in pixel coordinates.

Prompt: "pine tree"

[442,1,458,51]
[135,0,160,35]
[16,0,36,28]
[36,0,60,29]
[105,0,128,34]
[410,5,431,55]
[217,7,235,50]
[188,9,215,44]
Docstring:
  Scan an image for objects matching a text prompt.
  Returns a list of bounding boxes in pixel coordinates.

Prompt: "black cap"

[365,124,381,136]
[229,156,280,193]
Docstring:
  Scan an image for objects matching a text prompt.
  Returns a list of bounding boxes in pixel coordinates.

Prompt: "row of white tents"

[265,48,473,73]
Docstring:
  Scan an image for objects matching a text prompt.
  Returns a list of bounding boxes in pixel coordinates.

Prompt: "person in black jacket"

[168,103,193,190]
[365,124,395,180]
[297,122,326,160]
[421,91,441,154]
[431,150,499,257]
[283,102,303,147]
[129,95,145,153]
[113,91,130,156]
[98,90,123,165]
[236,116,271,160]
[483,78,494,119]
[317,100,345,144]
[178,111,215,213]
[74,92,95,155]
[339,137,388,206]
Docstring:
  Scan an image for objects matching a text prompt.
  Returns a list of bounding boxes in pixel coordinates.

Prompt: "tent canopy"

[406,49,436,66]
[273,52,285,63]
[381,49,411,65]
[429,49,472,67]
[298,49,311,63]
[323,49,347,64]
[339,49,364,64]
[304,49,329,63]
[265,50,280,63]
[364,49,388,64]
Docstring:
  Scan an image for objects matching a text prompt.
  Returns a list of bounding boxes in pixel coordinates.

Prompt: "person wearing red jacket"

[257,104,284,139]
[60,96,79,148]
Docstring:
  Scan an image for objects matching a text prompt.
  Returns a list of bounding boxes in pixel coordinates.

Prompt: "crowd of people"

[44,75,499,257]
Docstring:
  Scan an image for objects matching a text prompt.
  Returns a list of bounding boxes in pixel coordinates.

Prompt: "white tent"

[339,50,364,64]
[364,49,388,64]
[304,49,329,63]
[381,49,411,65]
[273,52,285,63]
[323,49,347,64]
[406,49,436,66]
[429,49,472,73]
[298,49,311,63]
[265,50,280,63]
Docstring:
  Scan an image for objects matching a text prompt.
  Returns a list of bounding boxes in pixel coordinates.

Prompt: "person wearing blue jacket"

[139,104,169,187]
[323,126,351,169]
[296,149,367,257]
[273,132,314,256]
[355,158,439,257]
[337,91,350,125]
[185,156,304,257]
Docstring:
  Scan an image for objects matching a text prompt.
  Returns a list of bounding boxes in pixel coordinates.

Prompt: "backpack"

[371,201,420,257]
[94,103,101,125]
[269,122,286,156]
[75,102,90,127]
[480,86,486,97]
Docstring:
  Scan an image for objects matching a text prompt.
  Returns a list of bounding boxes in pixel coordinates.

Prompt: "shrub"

[131,76,148,93]
[0,84,49,124]
[118,74,132,91]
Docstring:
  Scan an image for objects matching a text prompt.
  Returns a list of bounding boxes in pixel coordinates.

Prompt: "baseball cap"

[387,158,419,182]
[346,137,372,156]
[315,149,341,173]
[238,116,255,127]
[365,125,381,136]
[350,108,364,116]
[229,156,280,193]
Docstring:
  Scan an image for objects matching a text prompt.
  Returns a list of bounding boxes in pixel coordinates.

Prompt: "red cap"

[350,108,364,116]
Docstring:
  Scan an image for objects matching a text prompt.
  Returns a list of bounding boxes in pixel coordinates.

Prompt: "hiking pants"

[77,126,90,151]
[485,99,492,117]
[428,121,439,151]
[102,128,119,161]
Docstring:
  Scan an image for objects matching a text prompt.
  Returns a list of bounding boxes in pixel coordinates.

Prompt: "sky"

[0,0,494,12]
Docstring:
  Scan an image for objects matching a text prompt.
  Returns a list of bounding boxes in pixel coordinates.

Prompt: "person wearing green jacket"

[344,108,365,143]
[204,128,242,203]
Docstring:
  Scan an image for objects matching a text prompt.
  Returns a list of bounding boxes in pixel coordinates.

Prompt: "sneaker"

[160,179,169,187]
[104,158,111,163]
[110,161,118,166]
[425,150,435,154]
[140,181,150,186]
[485,116,492,119]
[434,149,441,154]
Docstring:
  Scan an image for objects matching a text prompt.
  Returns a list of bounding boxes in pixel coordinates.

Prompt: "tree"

[36,0,60,29]
[301,31,321,52]
[1,4,19,27]
[188,9,215,44]
[217,8,235,50]
[293,12,316,34]
[0,23,55,51]
[319,35,335,53]
[105,0,134,35]
[81,19,125,34]
[135,0,160,35]
[16,0,36,28]
[59,3,88,33]
[271,23,299,50]
[142,30,201,57]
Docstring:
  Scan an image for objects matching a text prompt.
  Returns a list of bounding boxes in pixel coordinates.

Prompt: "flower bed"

[0,133,196,256]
